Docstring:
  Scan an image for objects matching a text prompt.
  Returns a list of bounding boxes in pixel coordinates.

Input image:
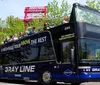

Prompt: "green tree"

[0,16,25,44]
[0,18,5,29]
[86,0,100,10]
[28,17,47,31]
[0,18,6,44]
[0,0,71,44]
[6,16,24,35]
[47,0,70,25]
[75,0,100,26]
[26,0,70,31]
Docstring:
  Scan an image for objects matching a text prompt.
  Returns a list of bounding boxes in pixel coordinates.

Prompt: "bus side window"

[62,41,74,64]
[39,43,55,61]
[0,51,19,64]
[20,47,39,62]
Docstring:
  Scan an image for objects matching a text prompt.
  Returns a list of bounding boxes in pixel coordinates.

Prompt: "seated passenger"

[13,34,18,40]
[25,30,29,36]
[43,22,50,31]
[9,35,13,41]
[19,32,24,38]
[62,16,69,24]
[28,26,36,35]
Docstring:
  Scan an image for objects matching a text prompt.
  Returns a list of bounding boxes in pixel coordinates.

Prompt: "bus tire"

[39,68,56,85]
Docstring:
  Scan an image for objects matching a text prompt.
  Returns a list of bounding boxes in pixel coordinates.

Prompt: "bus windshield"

[75,5,100,26]
[79,39,100,63]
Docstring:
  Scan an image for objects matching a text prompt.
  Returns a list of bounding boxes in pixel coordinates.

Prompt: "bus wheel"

[39,69,55,85]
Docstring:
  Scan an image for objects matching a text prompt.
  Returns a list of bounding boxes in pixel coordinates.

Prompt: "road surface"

[0,80,100,85]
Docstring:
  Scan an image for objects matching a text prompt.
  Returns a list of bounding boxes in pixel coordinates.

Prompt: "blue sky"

[0,0,85,20]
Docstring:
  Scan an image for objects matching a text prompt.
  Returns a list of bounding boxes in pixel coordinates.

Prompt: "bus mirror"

[71,48,74,65]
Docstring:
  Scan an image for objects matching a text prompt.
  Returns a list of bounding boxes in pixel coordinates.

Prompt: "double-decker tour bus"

[0,3,100,85]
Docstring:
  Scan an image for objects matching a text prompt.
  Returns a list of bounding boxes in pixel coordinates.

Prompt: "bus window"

[62,41,74,64]
[39,43,55,61]
[20,47,39,62]
[78,39,100,63]
[0,54,8,64]
[0,51,22,64]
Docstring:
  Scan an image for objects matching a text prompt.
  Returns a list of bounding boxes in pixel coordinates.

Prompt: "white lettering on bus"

[92,68,100,72]
[38,36,47,43]
[31,39,37,45]
[14,44,21,48]
[1,46,14,52]
[5,66,19,72]
[20,65,35,72]
[5,65,35,73]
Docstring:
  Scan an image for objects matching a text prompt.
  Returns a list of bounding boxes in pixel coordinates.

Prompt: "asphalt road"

[0,80,100,85]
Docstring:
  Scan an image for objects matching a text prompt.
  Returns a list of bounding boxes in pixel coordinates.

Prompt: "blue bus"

[0,3,100,85]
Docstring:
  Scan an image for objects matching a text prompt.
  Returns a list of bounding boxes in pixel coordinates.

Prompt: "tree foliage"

[82,0,100,25]
[0,18,5,29]
[86,0,100,10]
[28,0,70,30]
[28,17,47,31]
[47,0,70,25]
[6,16,24,35]
[0,16,24,44]
[0,0,71,44]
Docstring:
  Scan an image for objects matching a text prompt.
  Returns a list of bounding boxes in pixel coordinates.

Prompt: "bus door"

[60,39,77,82]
